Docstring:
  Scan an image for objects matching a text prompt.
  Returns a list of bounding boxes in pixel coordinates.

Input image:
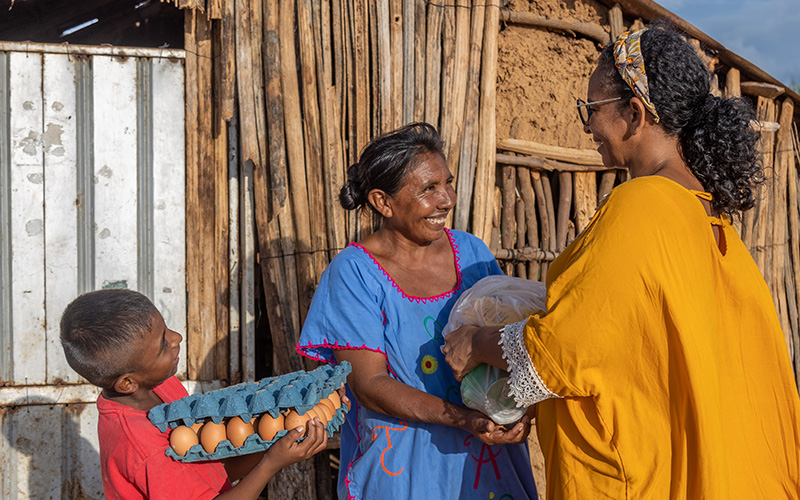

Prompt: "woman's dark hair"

[597,22,763,215]
[340,122,445,213]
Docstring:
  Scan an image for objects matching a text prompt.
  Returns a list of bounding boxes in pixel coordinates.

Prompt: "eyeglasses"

[576,97,623,126]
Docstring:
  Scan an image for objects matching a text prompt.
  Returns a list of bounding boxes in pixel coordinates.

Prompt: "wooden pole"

[298,0,331,279]
[494,247,559,263]
[439,3,456,154]
[515,197,527,278]
[498,153,617,172]
[310,0,346,261]
[774,98,795,348]
[279,0,316,322]
[264,0,302,352]
[220,0,236,120]
[343,0,359,243]
[608,4,624,40]
[541,173,558,260]
[212,14,231,381]
[532,171,552,280]
[473,0,500,242]
[498,138,604,165]
[755,96,776,279]
[501,165,516,251]
[453,0,486,231]
[376,0,392,132]
[790,123,800,350]
[499,8,610,45]
[390,0,403,128]
[413,0,426,122]
[196,12,221,379]
[402,0,416,123]
[517,166,540,280]
[184,10,204,380]
[556,172,572,250]
[332,0,345,108]
[354,0,370,153]
[446,0,471,189]
[369,0,379,139]
[424,0,444,127]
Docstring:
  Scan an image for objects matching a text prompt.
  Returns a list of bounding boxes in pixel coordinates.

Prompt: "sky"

[657,0,800,88]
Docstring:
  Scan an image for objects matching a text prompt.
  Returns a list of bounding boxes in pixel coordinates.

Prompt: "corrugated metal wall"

[0,43,186,499]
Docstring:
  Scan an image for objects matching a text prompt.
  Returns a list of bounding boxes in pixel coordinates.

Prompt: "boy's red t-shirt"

[97,376,233,499]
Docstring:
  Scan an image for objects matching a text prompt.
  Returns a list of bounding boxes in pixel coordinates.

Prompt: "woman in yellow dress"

[443,23,800,499]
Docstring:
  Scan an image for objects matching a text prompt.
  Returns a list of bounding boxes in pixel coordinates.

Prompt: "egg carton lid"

[149,362,351,432]
[167,401,348,462]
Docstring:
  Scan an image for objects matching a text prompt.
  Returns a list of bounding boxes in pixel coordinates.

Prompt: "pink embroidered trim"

[296,341,398,378]
[349,228,462,303]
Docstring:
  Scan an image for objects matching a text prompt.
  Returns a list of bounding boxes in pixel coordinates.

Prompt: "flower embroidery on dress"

[499,320,560,406]
[349,228,462,304]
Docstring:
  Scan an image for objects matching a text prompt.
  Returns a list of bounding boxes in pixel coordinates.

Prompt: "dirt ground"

[497,0,611,150]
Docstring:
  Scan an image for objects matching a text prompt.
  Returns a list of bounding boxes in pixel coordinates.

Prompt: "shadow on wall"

[2,398,103,500]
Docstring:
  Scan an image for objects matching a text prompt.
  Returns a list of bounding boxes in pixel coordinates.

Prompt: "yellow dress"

[501,176,800,499]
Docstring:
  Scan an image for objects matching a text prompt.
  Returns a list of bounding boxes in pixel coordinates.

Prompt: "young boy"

[60,288,337,499]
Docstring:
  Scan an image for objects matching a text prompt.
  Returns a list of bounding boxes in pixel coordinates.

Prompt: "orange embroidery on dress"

[372,421,408,476]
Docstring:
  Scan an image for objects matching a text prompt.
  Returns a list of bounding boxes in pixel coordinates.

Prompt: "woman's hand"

[443,325,505,381]
[463,409,531,446]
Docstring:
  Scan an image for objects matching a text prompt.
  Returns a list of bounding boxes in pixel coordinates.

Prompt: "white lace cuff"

[499,319,560,407]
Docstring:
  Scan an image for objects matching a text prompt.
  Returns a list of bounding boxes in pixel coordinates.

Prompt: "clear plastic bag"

[444,275,547,424]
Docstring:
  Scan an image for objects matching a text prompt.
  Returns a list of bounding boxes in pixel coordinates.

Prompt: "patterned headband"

[613,28,660,123]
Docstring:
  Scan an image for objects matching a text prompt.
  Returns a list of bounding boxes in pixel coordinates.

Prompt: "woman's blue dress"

[298,229,538,500]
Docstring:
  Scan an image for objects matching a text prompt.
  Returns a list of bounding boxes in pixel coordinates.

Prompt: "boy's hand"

[262,417,328,470]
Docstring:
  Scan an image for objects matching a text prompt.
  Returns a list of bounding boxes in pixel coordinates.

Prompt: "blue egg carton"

[148,362,351,463]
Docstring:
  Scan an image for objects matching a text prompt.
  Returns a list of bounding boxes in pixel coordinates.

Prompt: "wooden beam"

[497,153,617,172]
[494,247,559,263]
[498,138,604,166]
[499,8,610,45]
[741,81,785,100]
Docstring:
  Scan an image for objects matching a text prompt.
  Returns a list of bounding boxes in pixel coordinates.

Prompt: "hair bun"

[339,178,365,211]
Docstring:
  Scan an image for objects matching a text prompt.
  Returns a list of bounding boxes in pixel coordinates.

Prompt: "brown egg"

[226,416,256,448]
[319,398,336,415]
[326,390,342,410]
[190,421,204,434]
[314,403,332,424]
[169,425,199,457]
[257,412,285,441]
[199,420,227,453]
[283,409,313,436]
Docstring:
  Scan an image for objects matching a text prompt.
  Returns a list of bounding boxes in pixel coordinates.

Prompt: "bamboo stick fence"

[172,0,799,497]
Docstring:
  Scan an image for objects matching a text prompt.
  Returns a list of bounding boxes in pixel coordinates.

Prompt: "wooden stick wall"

[179,0,505,387]
[175,0,799,497]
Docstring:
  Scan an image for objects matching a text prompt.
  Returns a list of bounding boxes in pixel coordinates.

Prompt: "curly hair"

[597,22,763,215]
[339,122,445,214]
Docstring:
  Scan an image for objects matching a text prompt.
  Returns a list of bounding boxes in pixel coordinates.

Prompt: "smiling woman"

[297,123,539,500]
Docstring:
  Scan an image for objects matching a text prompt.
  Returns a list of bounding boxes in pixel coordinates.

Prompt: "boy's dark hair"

[339,122,445,214]
[60,289,158,389]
